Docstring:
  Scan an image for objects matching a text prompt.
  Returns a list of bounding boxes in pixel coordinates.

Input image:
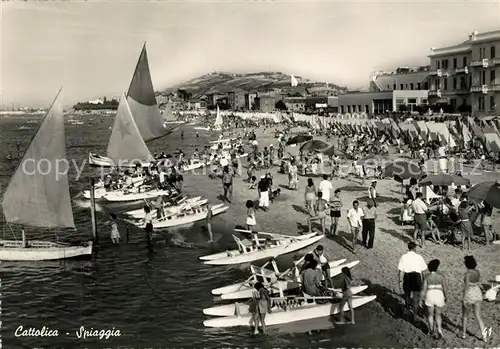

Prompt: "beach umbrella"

[299,139,330,152]
[322,145,344,157]
[466,181,500,208]
[356,154,390,168]
[384,161,422,181]
[287,134,313,145]
[419,173,470,187]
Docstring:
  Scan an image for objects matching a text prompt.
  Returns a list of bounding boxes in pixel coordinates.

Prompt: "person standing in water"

[336,266,355,324]
[250,282,271,335]
[206,203,214,242]
[180,130,184,140]
[106,213,121,244]
[143,206,153,242]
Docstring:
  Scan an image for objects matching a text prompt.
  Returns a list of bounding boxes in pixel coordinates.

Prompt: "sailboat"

[85,94,170,202]
[89,43,178,167]
[194,105,223,131]
[162,101,184,125]
[0,89,93,261]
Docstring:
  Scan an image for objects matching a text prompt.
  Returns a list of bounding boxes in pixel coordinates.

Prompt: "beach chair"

[422,185,442,206]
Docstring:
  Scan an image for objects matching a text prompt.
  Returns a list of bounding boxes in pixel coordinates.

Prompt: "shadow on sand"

[326,231,353,253]
[380,228,412,244]
[356,195,401,204]
[292,204,310,215]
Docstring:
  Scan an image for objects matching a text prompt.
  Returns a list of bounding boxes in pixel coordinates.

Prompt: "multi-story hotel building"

[428,30,500,115]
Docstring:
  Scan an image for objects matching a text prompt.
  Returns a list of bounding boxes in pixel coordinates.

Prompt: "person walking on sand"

[304,178,317,216]
[106,213,121,244]
[250,281,271,335]
[258,175,270,211]
[411,192,428,247]
[329,189,342,236]
[397,242,427,317]
[347,200,364,253]
[420,259,446,339]
[318,174,332,202]
[221,166,233,203]
[246,200,257,231]
[361,199,377,249]
[336,267,355,325]
[461,255,492,342]
[368,180,377,207]
[307,191,328,235]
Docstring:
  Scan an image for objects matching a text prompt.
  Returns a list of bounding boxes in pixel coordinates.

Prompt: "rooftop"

[429,30,500,57]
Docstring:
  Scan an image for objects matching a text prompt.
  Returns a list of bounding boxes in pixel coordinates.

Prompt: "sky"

[1,0,499,108]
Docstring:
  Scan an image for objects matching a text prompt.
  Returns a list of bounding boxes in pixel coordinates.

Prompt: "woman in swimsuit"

[420,259,446,338]
[461,255,491,342]
[304,178,317,216]
[458,201,473,251]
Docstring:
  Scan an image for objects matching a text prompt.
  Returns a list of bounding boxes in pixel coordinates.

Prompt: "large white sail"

[1,89,75,229]
[213,105,223,128]
[107,93,155,167]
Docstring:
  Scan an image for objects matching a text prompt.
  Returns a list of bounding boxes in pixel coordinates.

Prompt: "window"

[463,57,467,67]
[450,99,457,110]
[444,78,448,90]
[340,106,345,113]
[453,77,457,90]
[424,82,429,90]
[460,77,466,89]
[462,98,467,106]
[491,46,496,59]
[421,98,428,105]
[436,78,440,89]
[358,105,362,112]
[490,70,496,84]
[453,58,457,69]
[365,105,369,113]
[479,96,485,111]
[469,76,472,87]
[417,83,421,90]
[481,71,486,85]
[400,84,404,90]
[410,83,414,90]
[406,84,409,89]
[387,85,390,90]
[480,47,486,59]
[490,96,496,110]
[393,84,396,90]
[437,61,441,69]
[407,98,417,104]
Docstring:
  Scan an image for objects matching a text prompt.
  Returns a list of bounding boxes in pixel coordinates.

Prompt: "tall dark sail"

[126,43,173,141]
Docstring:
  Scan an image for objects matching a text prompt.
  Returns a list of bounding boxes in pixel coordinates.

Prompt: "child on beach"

[336,267,355,324]
[106,213,121,244]
[250,282,271,335]
[246,200,257,231]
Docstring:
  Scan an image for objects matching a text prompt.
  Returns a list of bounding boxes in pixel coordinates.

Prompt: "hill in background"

[161,71,348,98]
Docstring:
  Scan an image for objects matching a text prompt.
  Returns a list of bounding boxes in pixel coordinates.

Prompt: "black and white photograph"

[0,0,499,348]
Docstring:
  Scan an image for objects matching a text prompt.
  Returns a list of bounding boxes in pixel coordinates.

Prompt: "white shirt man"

[318,175,333,202]
[397,242,427,312]
[347,204,364,229]
[411,196,427,215]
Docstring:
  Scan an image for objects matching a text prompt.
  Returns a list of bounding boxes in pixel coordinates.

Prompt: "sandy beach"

[180,127,500,347]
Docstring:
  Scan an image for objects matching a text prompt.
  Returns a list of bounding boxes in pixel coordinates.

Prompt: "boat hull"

[134,204,228,229]
[102,189,171,202]
[203,295,376,327]
[204,285,368,316]
[88,152,150,168]
[193,127,210,131]
[211,258,347,295]
[202,235,325,266]
[0,241,93,261]
[217,260,359,300]
[125,198,206,219]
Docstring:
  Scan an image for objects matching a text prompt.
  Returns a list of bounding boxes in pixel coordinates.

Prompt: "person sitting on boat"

[103,174,112,190]
[300,259,323,297]
[312,245,333,288]
[250,281,271,335]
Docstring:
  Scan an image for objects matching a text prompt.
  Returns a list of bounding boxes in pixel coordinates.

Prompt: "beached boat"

[89,43,177,165]
[193,126,211,131]
[81,176,145,199]
[130,203,228,229]
[124,196,206,219]
[88,152,150,168]
[200,231,324,266]
[101,188,172,203]
[204,285,368,317]
[211,257,347,296]
[203,295,376,327]
[216,260,359,300]
[0,89,93,261]
[194,106,223,132]
[180,159,205,172]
